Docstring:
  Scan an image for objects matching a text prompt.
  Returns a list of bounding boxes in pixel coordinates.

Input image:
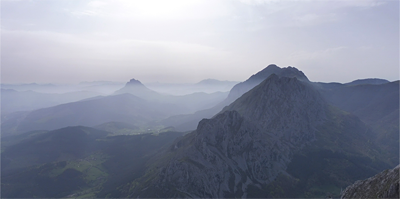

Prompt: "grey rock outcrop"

[341,165,399,199]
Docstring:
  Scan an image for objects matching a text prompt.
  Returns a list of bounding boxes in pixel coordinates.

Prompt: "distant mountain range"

[1,79,228,136]
[1,89,101,114]
[1,93,185,136]
[145,79,239,95]
[1,81,125,94]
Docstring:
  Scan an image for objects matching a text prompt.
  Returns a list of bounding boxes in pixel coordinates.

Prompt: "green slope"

[1,126,185,198]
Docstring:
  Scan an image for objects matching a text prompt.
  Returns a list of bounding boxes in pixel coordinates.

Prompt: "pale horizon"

[2,0,399,84]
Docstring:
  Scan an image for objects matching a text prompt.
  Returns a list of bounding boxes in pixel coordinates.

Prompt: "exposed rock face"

[341,165,399,199]
[129,75,327,198]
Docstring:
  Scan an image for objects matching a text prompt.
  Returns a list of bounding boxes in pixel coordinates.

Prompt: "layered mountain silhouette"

[1,88,100,114]
[2,78,228,136]
[1,93,185,136]
[146,79,238,95]
[125,75,388,198]
[114,78,228,112]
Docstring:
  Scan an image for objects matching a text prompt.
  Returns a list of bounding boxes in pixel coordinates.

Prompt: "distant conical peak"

[127,78,143,85]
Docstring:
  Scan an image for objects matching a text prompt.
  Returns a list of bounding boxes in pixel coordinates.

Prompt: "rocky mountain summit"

[127,75,329,198]
[225,64,309,105]
[341,165,399,199]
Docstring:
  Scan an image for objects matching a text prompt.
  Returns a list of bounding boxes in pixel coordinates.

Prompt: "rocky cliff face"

[341,165,399,199]
[128,75,328,198]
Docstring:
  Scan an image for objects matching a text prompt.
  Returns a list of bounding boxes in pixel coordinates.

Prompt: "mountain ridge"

[126,76,338,197]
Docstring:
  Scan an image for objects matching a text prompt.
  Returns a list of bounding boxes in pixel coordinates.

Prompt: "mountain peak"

[127,78,143,86]
[251,65,308,82]
[264,64,280,69]
[129,73,329,198]
[114,78,160,99]
[225,65,309,104]
[222,74,326,131]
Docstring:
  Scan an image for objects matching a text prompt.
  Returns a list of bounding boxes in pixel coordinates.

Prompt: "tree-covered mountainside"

[1,126,185,198]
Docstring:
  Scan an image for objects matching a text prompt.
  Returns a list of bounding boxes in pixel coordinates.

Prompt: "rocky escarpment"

[127,75,328,198]
[341,165,399,199]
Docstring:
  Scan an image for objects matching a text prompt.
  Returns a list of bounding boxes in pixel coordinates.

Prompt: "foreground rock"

[341,165,399,199]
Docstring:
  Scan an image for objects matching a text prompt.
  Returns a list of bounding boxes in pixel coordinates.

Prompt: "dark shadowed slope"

[320,81,399,165]
[124,75,387,198]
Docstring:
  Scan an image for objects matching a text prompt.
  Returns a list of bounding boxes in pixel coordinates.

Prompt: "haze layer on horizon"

[1,0,399,84]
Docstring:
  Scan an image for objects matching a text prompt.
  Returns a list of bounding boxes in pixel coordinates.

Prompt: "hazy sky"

[1,0,399,84]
